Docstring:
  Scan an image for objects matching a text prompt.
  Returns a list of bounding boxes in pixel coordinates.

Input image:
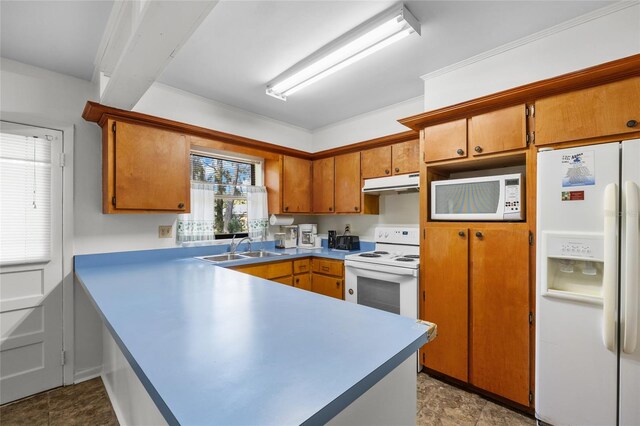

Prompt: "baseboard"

[73,366,102,384]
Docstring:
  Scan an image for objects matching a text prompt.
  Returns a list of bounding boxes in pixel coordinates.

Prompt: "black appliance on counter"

[335,235,360,251]
[328,230,337,249]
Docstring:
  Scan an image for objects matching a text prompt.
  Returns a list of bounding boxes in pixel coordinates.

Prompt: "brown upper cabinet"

[391,139,420,175]
[335,152,362,213]
[361,140,420,178]
[103,119,190,214]
[536,77,640,146]
[312,157,335,213]
[469,104,527,156]
[361,146,392,178]
[424,119,467,162]
[282,156,312,213]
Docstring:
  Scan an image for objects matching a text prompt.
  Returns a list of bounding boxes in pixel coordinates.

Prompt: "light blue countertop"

[74,242,432,426]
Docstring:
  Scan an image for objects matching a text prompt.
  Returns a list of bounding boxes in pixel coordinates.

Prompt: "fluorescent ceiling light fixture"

[266,3,420,101]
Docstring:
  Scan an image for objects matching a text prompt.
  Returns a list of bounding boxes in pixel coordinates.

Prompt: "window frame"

[188,151,259,241]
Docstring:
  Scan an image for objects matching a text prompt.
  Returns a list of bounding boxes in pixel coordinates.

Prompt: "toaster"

[335,235,360,251]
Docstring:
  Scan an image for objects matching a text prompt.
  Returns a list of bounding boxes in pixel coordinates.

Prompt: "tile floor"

[1,373,534,425]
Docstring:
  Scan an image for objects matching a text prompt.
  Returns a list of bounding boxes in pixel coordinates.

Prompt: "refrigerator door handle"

[603,183,618,352]
[623,181,639,354]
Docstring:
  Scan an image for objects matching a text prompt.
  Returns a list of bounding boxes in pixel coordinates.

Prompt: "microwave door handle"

[623,181,639,354]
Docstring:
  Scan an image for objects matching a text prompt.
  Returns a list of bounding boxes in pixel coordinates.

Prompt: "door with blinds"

[0,121,63,404]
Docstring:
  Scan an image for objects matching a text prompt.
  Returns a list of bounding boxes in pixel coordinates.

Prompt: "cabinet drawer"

[293,273,311,291]
[424,119,467,162]
[311,273,343,300]
[231,264,268,279]
[293,258,311,274]
[536,77,640,146]
[265,261,293,279]
[272,275,293,286]
[311,258,343,277]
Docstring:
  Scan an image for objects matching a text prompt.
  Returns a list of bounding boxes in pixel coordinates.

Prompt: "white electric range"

[344,226,419,319]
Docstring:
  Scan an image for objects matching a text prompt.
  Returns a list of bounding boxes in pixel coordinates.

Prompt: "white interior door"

[0,121,63,404]
[620,139,640,426]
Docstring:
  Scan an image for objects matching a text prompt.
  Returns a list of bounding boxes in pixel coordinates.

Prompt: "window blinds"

[0,132,51,264]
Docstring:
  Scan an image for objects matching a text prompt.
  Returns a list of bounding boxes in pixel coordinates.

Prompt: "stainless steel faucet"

[229,236,252,254]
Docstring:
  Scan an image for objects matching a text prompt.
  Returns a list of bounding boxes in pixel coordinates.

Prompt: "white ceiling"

[0,1,614,129]
[0,0,113,81]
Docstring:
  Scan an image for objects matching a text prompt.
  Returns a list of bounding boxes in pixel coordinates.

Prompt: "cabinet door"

[392,140,419,175]
[361,146,391,178]
[282,156,312,213]
[469,104,527,156]
[424,119,467,162]
[311,273,343,299]
[469,227,529,405]
[273,276,293,286]
[335,152,362,213]
[423,226,469,382]
[114,121,190,211]
[536,77,640,146]
[312,157,335,213]
[293,273,311,291]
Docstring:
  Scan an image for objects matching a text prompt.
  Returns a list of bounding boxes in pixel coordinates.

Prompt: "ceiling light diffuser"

[266,3,420,101]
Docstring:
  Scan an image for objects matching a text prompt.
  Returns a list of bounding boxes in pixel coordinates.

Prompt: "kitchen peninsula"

[74,245,435,425]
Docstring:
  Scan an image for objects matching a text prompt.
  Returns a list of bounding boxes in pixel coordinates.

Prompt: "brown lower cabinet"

[231,257,342,299]
[423,225,530,406]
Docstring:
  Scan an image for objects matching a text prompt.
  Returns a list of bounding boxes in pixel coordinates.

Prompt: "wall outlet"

[158,225,173,238]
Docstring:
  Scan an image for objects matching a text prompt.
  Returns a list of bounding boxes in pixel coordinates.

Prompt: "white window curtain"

[177,182,216,242]
[0,133,51,264]
[247,186,268,240]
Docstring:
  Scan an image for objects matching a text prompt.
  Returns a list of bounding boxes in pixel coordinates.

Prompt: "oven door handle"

[345,260,418,277]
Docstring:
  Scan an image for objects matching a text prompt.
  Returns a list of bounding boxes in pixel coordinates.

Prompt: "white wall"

[135,83,313,152]
[422,3,640,111]
[311,96,423,152]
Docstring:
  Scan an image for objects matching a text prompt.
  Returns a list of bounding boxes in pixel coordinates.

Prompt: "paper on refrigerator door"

[562,150,596,187]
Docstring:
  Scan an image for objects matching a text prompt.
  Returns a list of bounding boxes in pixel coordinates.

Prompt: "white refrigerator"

[536,140,639,426]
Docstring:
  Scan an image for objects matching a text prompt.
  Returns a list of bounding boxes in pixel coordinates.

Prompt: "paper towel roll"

[269,214,294,226]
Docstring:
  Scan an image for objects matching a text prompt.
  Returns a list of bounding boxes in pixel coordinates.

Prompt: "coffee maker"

[298,224,318,249]
[281,225,298,249]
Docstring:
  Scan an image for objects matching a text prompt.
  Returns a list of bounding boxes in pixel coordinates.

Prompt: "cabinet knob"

[474,146,483,153]
[336,281,341,287]
[329,207,333,212]
[458,231,465,237]
[354,206,359,212]
[456,148,464,156]
[475,231,483,239]
[284,206,288,212]
[385,169,390,175]
[296,278,299,284]
[395,167,400,173]
[627,120,638,128]
[178,202,185,209]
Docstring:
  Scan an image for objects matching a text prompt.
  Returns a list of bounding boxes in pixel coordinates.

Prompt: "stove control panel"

[375,226,419,245]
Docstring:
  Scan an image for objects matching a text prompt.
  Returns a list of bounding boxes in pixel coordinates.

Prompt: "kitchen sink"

[239,251,289,258]
[198,254,248,263]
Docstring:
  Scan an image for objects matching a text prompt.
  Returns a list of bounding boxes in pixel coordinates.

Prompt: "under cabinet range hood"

[362,173,420,195]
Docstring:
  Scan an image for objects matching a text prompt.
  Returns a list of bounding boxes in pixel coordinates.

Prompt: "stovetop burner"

[395,257,416,262]
[404,254,420,259]
[373,251,389,255]
[359,253,382,258]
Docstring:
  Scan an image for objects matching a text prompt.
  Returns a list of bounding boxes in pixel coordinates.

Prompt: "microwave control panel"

[503,178,522,220]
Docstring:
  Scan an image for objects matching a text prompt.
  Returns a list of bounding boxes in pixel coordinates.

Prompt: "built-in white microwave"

[431,173,524,221]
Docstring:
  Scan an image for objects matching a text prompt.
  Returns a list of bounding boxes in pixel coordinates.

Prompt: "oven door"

[344,261,418,319]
